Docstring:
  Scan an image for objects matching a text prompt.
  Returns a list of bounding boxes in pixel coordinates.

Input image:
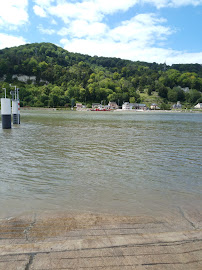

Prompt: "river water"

[0,110,202,218]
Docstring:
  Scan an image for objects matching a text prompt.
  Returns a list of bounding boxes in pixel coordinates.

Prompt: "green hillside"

[0,42,202,108]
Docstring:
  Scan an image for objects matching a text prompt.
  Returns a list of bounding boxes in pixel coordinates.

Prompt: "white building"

[122,102,133,110]
[122,102,148,110]
[194,103,202,109]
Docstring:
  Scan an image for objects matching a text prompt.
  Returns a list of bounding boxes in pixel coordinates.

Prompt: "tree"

[148,83,155,95]
[167,89,177,102]
[156,82,168,98]
[107,92,117,102]
[173,86,185,101]
[113,72,120,80]
[139,75,147,87]
[163,69,181,88]
[160,103,170,110]
[187,90,201,104]
[129,97,136,103]
[38,61,48,72]
[131,76,139,87]
[178,72,198,88]
[27,57,38,75]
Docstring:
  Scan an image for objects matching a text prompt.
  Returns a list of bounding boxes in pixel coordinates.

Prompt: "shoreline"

[20,107,202,113]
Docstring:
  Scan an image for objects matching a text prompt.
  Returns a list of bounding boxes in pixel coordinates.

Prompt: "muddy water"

[0,110,201,218]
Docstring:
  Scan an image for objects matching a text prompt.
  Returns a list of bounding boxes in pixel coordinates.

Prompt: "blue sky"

[0,0,202,65]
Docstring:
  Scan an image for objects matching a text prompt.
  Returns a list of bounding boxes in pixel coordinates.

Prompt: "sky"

[0,0,202,65]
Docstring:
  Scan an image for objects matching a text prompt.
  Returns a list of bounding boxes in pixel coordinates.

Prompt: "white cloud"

[48,1,102,23]
[58,12,201,64]
[37,25,55,35]
[142,0,170,8]
[142,0,202,8]
[34,0,202,23]
[90,0,138,14]
[42,0,139,23]
[110,14,172,44]
[51,19,58,25]
[59,13,172,47]
[60,38,202,64]
[167,51,202,64]
[58,20,108,38]
[53,1,202,64]
[33,0,55,8]
[0,33,26,49]
[60,38,156,62]
[33,5,47,17]
[170,0,202,7]
[0,0,28,29]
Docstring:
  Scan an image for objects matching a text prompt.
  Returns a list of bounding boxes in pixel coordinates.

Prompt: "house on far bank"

[133,103,147,110]
[92,103,101,109]
[122,102,147,110]
[150,103,160,110]
[122,102,133,110]
[76,103,86,110]
[76,103,82,110]
[172,101,182,109]
[108,101,119,109]
[194,103,202,109]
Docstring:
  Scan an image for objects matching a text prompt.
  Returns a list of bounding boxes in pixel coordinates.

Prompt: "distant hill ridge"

[0,42,201,108]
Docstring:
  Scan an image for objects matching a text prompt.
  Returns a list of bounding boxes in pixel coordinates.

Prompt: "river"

[0,110,201,218]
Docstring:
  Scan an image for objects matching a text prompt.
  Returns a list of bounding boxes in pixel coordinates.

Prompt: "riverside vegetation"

[0,42,202,109]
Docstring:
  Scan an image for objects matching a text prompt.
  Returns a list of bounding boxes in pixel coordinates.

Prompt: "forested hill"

[0,42,202,108]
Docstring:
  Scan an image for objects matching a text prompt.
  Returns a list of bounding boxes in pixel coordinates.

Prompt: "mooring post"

[1,88,11,129]
[17,88,20,124]
[10,84,20,125]
[12,99,18,124]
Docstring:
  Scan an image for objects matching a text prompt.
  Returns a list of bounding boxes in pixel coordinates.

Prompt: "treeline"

[0,42,202,108]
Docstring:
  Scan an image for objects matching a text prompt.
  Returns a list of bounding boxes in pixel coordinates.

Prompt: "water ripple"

[0,111,202,217]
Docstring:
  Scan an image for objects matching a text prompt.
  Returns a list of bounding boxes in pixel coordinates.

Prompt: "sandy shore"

[0,209,201,270]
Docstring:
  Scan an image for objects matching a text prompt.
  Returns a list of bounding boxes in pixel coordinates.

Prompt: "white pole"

[3,88,6,98]
[9,84,17,100]
[1,88,11,129]
[17,88,19,100]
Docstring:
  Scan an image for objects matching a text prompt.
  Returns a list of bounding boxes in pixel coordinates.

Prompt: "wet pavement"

[0,208,202,269]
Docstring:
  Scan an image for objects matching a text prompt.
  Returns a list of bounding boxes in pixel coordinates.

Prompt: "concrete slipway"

[0,207,201,270]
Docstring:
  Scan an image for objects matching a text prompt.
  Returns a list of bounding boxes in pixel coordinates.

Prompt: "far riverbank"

[20,106,202,113]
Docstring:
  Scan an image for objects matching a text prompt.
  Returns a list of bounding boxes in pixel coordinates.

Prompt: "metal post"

[1,88,11,129]
[17,88,20,124]
[4,88,6,98]
[10,85,20,124]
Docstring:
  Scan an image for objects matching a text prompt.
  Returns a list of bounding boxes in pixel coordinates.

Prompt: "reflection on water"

[0,110,202,218]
